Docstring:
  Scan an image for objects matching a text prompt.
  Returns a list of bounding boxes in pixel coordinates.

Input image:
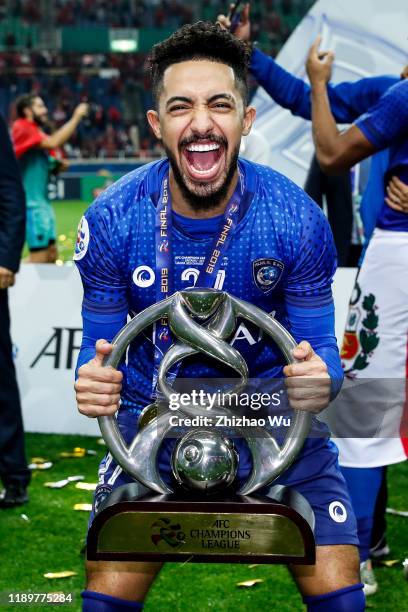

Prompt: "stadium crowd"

[0,0,314,158]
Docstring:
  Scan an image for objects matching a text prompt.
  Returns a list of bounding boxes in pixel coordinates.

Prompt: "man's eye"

[169,105,188,112]
[213,103,231,109]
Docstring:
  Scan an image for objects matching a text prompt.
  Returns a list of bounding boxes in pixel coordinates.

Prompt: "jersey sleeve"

[74,196,129,373]
[283,188,342,396]
[12,120,46,159]
[250,47,397,123]
[284,190,337,308]
[355,80,408,149]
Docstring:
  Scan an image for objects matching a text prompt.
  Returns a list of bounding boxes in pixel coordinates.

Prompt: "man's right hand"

[75,339,123,417]
[306,36,335,86]
[217,3,251,42]
[0,267,15,290]
[73,102,89,122]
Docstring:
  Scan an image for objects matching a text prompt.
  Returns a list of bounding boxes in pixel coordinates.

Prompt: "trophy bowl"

[172,429,238,493]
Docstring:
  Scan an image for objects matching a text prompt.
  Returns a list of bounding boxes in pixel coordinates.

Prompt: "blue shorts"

[91,409,358,547]
[26,203,56,251]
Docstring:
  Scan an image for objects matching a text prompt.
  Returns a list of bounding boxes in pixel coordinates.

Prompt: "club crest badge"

[74,216,90,261]
[252,258,284,294]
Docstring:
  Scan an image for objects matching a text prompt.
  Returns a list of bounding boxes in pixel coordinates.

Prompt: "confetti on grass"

[375,559,400,568]
[75,482,97,491]
[74,503,93,512]
[44,571,77,579]
[44,475,85,489]
[59,447,97,458]
[29,461,53,470]
[236,579,264,588]
[386,507,408,517]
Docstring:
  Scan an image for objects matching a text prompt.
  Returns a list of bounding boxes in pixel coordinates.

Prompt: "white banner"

[9,264,357,436]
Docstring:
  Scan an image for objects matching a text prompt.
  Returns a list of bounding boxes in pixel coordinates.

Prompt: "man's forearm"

[45,115,81,149]
[311,81,342,170]
[250,48,312,118]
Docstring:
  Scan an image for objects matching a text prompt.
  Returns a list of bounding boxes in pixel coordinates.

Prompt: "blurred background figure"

[11,95,88,263]
[0,111,30,509]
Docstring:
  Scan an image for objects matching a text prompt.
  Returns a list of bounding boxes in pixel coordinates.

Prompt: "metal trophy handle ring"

[98,288,312,497]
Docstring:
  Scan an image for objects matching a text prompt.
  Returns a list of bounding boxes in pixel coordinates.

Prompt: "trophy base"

[87,483,315,565]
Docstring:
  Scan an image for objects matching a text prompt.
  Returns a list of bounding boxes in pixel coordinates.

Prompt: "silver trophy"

[87,289,316,564]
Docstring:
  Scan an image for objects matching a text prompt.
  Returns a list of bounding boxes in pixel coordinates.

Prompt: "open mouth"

[182,141,225,181]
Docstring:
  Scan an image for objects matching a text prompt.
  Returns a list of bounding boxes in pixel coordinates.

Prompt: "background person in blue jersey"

[218,3,408,266]
[74,23,365,612]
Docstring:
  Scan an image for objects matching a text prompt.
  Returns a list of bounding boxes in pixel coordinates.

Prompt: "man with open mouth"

[74,22,364,612]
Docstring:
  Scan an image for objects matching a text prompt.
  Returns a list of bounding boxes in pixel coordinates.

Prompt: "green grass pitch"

[12,200,408,609]
[0,434,407,611]
[22,200,89,262]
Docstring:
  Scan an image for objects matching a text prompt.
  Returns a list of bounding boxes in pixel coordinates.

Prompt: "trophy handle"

[98,297,174,494]
[229,296,312,495]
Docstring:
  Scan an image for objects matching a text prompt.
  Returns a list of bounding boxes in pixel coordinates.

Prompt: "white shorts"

[333,229,408,468]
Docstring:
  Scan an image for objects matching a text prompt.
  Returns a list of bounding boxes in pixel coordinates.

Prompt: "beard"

[164,141,240,212]
[32,112,47,127]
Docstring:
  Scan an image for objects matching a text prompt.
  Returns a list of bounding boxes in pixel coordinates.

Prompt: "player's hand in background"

[306,36,335,86]
[386,175,408,213]
[0,267,15,289]
[283,340,331,414]
[217,3,251,42]
[73,102,89,122]
[75,339,123,417]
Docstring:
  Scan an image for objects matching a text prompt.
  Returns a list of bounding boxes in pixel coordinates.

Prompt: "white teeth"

[192,164,218,174]
[186,143,221,152]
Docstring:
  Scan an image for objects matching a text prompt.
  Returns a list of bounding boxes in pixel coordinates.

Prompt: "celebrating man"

[11,95,88,263]
[75,23,364,612]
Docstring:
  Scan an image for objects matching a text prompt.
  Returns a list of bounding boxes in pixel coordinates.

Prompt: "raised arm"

[307,38,408,172]
[307,38,377,172]
[218,4,397,123]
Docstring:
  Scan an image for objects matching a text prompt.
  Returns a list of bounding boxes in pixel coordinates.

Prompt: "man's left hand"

[386,175,408,212]
[0,267,15,290]
[283,340,331,414]
[306,36,335,86]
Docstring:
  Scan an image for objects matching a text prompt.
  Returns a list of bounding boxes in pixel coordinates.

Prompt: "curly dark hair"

[148,21,252,107]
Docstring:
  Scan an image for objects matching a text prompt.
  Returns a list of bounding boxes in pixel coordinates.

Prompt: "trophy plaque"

[87,289,316,564]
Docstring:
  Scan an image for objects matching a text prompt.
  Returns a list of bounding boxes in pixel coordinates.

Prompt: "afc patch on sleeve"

[252,258,284,294]
[74,216,90,261]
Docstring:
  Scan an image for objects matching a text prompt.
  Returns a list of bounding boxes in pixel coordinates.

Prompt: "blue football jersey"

[356,79,408,231]
[75,158,340,409]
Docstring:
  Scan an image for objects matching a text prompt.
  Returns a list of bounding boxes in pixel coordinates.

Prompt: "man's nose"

[190,107,214,134]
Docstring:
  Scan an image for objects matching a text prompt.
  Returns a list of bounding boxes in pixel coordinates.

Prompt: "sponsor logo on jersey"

[341,281,380,377]
[328,501,347,523]
[252,258,284,294]
[133,265,155,288]
[73,216,90,261]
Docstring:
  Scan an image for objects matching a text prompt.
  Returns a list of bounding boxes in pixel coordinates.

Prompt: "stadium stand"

[0,0,314,158]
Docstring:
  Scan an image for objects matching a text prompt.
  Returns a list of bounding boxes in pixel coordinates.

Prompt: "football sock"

[303,583,365,611]
[82,590,144,611]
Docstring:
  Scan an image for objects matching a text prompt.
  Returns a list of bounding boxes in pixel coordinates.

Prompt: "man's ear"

[147,110,161,139]
[242,105,256,136]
